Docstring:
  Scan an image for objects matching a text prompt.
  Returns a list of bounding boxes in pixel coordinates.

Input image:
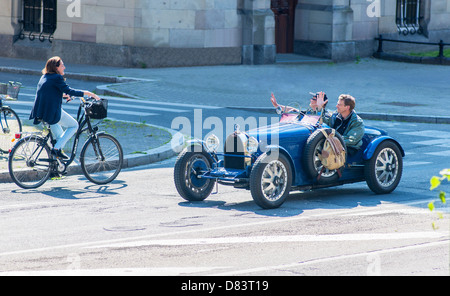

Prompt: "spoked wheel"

[0,107,22,154]
[80,134,123,185]
[8,136,52,189]
[250,152,292,209]
[174,146,215,202]
[364,140,403,194]
[303,129,346,184]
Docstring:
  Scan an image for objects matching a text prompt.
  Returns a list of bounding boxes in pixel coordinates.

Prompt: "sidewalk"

[0,55,449,182]
[1,56,449,121]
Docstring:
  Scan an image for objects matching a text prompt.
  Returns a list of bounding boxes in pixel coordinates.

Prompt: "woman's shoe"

[52,148,69,159]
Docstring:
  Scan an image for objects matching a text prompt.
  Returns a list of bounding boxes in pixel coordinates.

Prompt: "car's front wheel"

[364,140,403,194]
[174,146,215,201]
[250,152,292,209]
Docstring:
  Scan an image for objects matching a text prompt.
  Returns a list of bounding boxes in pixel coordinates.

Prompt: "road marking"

[8,106,157,118]
[403,161,432,167]
[426,150,450,157]
[85,232,449,249]
[210,240,450,276]
[102,95,222,110]
[9,93,222,119]
[0,266,225,276]
[0,198,447,257]
[11,100,191,114]
[412,139,450,146]
[17,93,222,110]
[401,130,450,138]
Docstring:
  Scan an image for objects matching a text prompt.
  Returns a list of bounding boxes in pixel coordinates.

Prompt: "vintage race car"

[174,102,404,209]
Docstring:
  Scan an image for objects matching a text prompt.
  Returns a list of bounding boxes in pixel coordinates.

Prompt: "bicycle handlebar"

[66,96,99,105]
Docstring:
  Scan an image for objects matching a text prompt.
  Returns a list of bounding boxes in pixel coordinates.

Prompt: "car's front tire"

[250,151,292,209]
[174,146,215,201]
[364,140,403,194]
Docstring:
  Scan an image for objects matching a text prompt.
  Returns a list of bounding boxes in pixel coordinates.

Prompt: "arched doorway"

[271,0,298,53]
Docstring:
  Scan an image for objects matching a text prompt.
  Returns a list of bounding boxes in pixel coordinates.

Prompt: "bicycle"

[0,81,22,154]
[8,97,123,189]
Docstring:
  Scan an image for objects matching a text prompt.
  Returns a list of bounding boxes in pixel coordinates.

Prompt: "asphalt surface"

[0,55,448,277]
[0,55,449,182]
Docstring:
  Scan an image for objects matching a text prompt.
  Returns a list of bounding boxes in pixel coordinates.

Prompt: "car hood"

[247,121,312,145]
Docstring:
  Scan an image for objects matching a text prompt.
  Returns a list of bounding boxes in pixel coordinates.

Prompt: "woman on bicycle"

[30,56,100,159]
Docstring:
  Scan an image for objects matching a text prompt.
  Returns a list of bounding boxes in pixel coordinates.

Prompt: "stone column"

[241,0,276,64]
[294,0,355,61]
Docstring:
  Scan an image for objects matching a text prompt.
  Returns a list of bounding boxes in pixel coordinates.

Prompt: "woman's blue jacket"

[29,73,84,125]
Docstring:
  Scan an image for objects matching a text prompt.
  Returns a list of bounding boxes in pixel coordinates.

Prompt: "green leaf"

[439,191,446,204]
[430,176,441,190]
[439,168,450,176]
[432,222,439,230]
[428,202,435,212]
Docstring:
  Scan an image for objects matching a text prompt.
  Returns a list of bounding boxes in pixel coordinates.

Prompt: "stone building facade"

[0,0,449,67]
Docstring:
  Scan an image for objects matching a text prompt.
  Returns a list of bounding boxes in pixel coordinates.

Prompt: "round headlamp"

[205,134,220,152]
[247,136,259,154]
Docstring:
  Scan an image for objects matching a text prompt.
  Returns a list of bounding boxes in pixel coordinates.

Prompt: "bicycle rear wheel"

[9,136,52,189]
[80,133,123,185]
[0,107,22,153]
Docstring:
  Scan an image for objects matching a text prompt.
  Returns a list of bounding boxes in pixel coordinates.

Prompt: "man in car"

[316,92,365,155]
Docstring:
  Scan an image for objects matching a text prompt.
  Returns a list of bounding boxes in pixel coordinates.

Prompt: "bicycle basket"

[0,83,7,95]
[85,98,108,119]
[7,81,22,100]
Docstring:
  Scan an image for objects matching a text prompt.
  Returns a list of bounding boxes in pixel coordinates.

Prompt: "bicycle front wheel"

[80,133,123,185]
[9,136,52,189]
[0,107,22,153]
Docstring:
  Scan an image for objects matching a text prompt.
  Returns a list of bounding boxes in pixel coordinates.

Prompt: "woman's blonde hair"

[42,56,62,75]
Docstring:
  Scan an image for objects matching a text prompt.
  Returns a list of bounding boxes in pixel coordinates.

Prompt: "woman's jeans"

[50,109,78,150]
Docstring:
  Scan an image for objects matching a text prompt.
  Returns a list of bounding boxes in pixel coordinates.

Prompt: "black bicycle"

[8,97,123,189]
[0,82,22,154]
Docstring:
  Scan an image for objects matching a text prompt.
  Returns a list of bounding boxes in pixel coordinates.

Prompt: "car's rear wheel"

[303,129,346,184]
[364,140,403,194]
[250,151,292,209]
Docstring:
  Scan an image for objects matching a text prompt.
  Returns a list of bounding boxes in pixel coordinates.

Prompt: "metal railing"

[14,0,57,43]
[375,35,449,58]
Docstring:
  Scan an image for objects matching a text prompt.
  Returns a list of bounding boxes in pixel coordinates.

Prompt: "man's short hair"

[338,94,356,112]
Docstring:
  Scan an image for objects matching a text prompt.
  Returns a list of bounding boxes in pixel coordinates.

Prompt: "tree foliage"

[429,169,449,230]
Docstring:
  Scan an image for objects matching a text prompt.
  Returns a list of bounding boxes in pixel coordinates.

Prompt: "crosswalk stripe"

[108,101,187,113]
[412,139,450,146]
[7,107,158,118]
[402,130,450,138]
[5,92,222,118]
[18,93,222,110]
[8,98,188,114]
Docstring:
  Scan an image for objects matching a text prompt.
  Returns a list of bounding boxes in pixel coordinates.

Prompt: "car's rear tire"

[364,140,403,194]
[302,129,346,184]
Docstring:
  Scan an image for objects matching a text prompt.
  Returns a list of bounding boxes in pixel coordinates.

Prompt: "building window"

[396,0,423,35]
[20,0,57,41]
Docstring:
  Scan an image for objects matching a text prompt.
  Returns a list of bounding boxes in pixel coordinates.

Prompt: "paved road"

[0,58,448,278]
[0,120,448,276]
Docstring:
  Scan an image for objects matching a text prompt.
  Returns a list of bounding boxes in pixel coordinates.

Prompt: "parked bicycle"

[0,81,22,154]
[8,97,123,189]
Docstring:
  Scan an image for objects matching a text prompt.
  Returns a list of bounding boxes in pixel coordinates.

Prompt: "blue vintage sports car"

[174,102,404,209]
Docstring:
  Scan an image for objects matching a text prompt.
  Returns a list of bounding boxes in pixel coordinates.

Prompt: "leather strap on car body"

[318,128,346,171]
